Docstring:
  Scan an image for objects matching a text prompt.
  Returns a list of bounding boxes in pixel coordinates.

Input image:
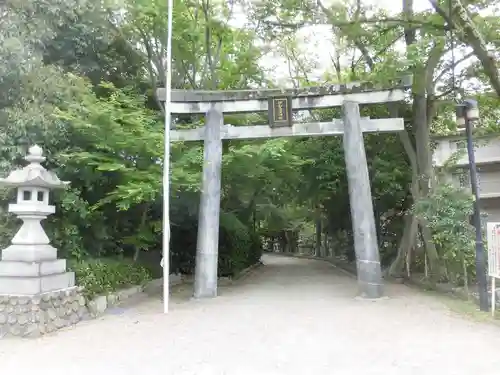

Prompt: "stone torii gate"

[157,76,412,300]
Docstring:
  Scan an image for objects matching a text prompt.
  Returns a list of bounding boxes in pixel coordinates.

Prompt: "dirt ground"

[1,254,500,375]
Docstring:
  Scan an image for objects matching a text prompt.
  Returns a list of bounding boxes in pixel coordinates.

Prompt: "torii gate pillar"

[193,105,223,299]
[342,101,383,298]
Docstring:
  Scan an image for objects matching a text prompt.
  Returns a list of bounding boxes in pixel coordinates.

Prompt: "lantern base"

[0,271,75,295]
[0,243,74,295]
[0,259,67,277]
[1,244,57,262]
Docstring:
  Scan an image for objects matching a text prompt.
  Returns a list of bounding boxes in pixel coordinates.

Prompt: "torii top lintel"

[156,75,412,114]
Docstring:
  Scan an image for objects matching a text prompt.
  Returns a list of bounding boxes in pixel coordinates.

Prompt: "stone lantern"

[0,145,75,295]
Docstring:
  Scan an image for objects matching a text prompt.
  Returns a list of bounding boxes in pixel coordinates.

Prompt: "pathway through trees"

[1,254,499,374]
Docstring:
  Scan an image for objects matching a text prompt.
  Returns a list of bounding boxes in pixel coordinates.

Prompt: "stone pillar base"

[0,286,87,338]
[0,259,75,295]
[0,271,75,295]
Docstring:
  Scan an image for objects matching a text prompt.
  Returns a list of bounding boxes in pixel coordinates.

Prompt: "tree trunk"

[386,124,418,278]
[413,93,441,280]
[133,204,149,263]
[315,206,322,257]
[323,225,329,257]
[388,211,418,277]
[400,0,445,281]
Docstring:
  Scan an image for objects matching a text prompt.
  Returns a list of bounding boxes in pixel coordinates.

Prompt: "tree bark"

[315,205,322,257]
[404,0,444,280]
[323,223,329,257]
[388,210,418,277]
[412,93,441,280]
[388,129,419,277]
[133,204,149,263]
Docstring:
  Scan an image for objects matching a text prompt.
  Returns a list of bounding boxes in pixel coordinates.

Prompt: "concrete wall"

[450,163,500,199]
[433,134,500,222]
[481,197,500,222]
[433,136,500,168]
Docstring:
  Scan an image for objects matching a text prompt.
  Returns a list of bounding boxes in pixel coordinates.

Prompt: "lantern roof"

[0,145,69,189]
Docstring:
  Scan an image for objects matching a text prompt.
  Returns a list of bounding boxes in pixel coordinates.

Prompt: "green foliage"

[169,208,262,277]
[69,259,152,299]
[219,212,263,276]
[414,183,476,283]
[54,82,164,210]
[3,0,498,291]
[45,188,92,260]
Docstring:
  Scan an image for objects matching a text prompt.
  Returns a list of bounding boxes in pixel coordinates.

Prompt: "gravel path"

[1,254,500,374]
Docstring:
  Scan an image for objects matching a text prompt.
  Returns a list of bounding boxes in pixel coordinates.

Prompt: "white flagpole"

[162,0,174,314]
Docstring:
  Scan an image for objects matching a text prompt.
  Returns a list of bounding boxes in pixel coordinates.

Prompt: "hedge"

[170,210,263,277]
[218,212,262,275]
[69,258,152,299]
[68,210,262,298]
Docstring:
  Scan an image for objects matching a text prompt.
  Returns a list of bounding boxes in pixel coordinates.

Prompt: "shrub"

[169,209,263,277]
[414,183,476,284]
[69,258,152,299]
[219,212,262,276]
[248,230,264,265]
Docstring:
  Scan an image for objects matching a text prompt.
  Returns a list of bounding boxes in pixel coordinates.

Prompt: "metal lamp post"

[455,99,489,312]
[161,0,174,314]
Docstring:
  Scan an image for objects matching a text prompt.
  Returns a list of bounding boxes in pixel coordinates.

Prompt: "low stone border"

[268,252,499,311]
[286,253,500,310]
[175,261,263,286]
[142,273,183,293]
[404,276,500,310]
[180,274,232,285]
[86,285,144,317]
[87,273,185,317]
[269,252,358,277]
[0,286,87,338]
[1,263,265,339]
[232,261,263,280]
[322,257,358,277]
[0,274,186,338]
[319,256,496,310]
